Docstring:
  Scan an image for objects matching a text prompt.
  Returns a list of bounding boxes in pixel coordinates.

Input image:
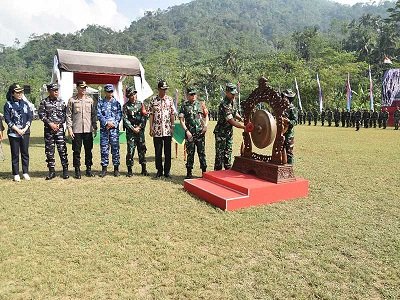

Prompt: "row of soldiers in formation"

[298,107,400,130]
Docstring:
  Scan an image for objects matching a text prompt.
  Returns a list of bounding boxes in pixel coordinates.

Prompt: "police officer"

[97,84,122,177]
[213,83,245,171]
[38,83,69,180]
[394,106,400,130]
[282,89,298,164]
[123,86,148,177]
[179,86,208,179]
[66,81,97,179]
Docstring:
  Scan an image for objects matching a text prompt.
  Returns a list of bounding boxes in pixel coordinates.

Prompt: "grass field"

[0,121,399,299]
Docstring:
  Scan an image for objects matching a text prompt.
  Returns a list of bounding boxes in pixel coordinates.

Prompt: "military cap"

[186,86,197,95]
[225,83,238,95]
[126,86,137,97]
[157,80,169,90]
[76,80,88,88]
[282,89,296,98]
[11,83,24,93]
[47,83,59,91]
[104,84,114,92]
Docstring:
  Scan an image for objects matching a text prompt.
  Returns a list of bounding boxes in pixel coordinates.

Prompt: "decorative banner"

[382,69,400,106]
[316,73,323,113]
[369,65,374,111]
[295,77,303,111]
[346,73,352,111]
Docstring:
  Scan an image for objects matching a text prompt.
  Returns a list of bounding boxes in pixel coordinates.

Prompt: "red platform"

[184,170,309,211]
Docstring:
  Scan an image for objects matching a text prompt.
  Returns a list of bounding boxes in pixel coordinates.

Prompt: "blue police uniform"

[97,97,122,168]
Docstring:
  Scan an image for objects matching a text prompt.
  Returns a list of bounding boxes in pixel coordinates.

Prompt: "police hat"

[104,84,114,92]
[47,83,59,91]
[76,80,87,88]
[225,83,238,95]
[186,86,197,95]
[10,83,24,93]
[282,89,296,98]
[126,86,137,97]
[157,80,169,90]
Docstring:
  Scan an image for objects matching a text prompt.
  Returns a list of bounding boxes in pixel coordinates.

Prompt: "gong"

[250,109,277,149]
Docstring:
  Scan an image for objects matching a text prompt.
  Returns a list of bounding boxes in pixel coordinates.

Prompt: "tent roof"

[56,49,142,76]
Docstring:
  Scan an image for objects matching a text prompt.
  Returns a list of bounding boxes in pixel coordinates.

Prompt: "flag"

[369,65,374,111]
[204,86,209,102]
[346,73,352,111]
[220,85,225,100]
[295,77,303,111]
[173,89,179,114]
[316,73,323,113]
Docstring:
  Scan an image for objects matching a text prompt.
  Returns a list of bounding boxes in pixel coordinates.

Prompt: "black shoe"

[99,166,107,178]
[164,172,171,178]
[45,168,56,180]
[185,169,193,179]
[74,167,81,179]
[155,171,163,178]
[114,166,120,177]
[141,164,149,176]
[62,166,69,179]
[127,166,133,177]
[201,167,207,173]
[85,166,95,177]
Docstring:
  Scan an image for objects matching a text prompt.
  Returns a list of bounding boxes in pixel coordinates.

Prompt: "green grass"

[0,121,399,299]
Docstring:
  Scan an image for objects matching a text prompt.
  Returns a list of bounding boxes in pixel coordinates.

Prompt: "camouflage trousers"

[284,135,295,165]
[186,134,207,170]
[44,128,68,168]
[100,128,120,166]
[214,132,233,170]
[126,132,147,166]
[394,118,400,130]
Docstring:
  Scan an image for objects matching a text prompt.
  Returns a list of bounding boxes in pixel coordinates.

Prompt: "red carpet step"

[184,170,309,211]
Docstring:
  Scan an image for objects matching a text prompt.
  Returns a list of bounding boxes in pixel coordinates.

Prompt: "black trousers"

[153,136,172,174]
[9,134,30,175]
[72,133,93,168]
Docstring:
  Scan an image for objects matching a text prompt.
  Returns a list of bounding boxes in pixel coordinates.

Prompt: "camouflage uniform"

[97,96,122,169]
[355,109,361,131]
[284,102,298,164]
[313,110,318,126]
[297,110,303,125]
[214,97,236,170]
[394,107,400,130]
[382,109,389,129]
[38,95,68,171]
[320,109,325,126]
[371,110,378,128]
[179,98,207,173]
[307,111,312,125]
[334,108,340,127]
[123,100,147,171]
[326,109,333,126]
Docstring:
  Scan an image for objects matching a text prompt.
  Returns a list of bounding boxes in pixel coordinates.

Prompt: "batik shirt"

[149,95,174,137]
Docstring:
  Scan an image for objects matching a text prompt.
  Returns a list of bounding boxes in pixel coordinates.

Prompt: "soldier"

[213,83,245,170]
[179,86,209,179]
[38,83,69,180]
[302,109,306,124]
[307,110,312,125]
[362,109,370,128]
[393,106,400,130]
[326,108,333,127]
[334,108,340,127]
[149,80,175,178]
[378,109,383,128]
[320,109,325,126]
[97,84,122,177]
[297,109,303,125]
[340,109,346,127]
[67,81,97,179]
[313,109,318,126]
[282,89,298,164]
[123,87,148,177]
[355,109,361,131]
[382,107,389,129]
[371,109,378,128]
[369,110,374,128]
[350,109,355,127]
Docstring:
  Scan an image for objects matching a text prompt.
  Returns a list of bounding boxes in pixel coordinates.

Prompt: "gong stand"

[232,77,296,183]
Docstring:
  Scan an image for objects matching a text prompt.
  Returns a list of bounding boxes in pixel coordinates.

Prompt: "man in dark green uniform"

[355,109,361,131]
[213,83,245,171]
[179,86,208,179]
[123,87,148,177]
[371,109,378,128]
[313,109,318,126]
[307,110,312,125]
[282,89,298,164]
[393,106,400,130]
[320,109,325,126]
[382,107,389,129]
[326,108,333,127]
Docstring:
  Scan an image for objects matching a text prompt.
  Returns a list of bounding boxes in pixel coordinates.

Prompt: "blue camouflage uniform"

[97,97,122,167]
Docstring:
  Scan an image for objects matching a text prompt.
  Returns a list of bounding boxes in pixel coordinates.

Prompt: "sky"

[0,0,374,47]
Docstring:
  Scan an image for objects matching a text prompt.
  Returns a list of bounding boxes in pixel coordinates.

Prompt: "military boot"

[99,166,107,178]
[45,167,56,180]
[62,165,69,179]
[74,167,81,179]
[113,165,120,177]
[127,166,133,177]
[85,166,95,177]
[141,163,149,176]
[185,168,193,179]
[202,167,207,175]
